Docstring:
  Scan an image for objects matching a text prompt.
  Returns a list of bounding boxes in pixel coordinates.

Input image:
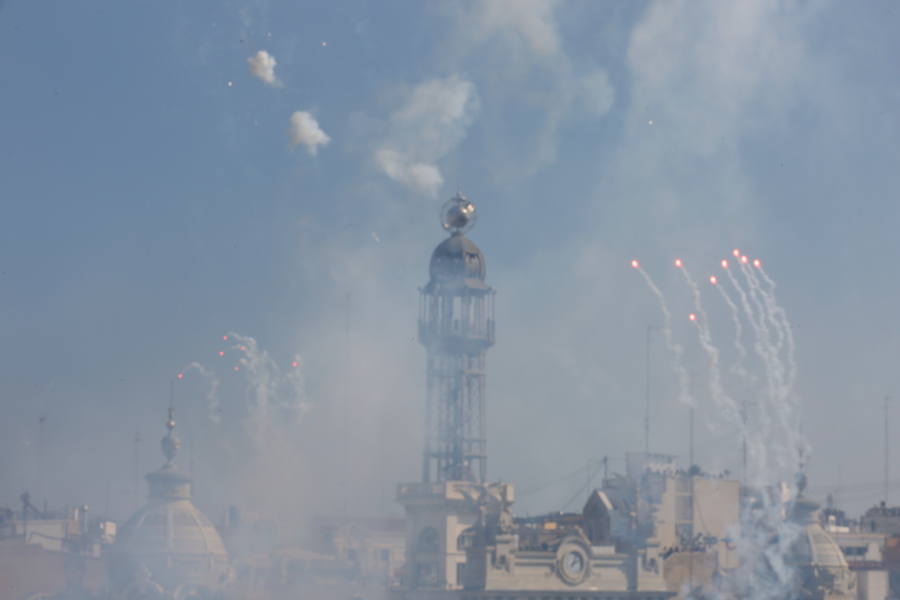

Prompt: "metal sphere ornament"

[440,192,477,234]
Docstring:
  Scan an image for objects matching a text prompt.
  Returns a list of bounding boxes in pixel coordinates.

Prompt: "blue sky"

[2,1,900,529]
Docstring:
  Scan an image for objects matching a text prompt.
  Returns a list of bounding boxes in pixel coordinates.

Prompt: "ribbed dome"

[785,495,856,600]
[790,524,849,569]
[118,499,228,562]
[110,408,230,596]
[429,232,486,283]
[788,498,848,569]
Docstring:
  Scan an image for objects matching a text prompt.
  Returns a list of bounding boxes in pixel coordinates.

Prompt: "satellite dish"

[440,193,477,234]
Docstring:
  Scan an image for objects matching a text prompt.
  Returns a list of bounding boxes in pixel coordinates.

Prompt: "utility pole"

[133,431,142,507]
[37,415,46,509]
[885,396,891,505]
[645,326,659,457]
[688,405,695,594]
[741,399,747,485]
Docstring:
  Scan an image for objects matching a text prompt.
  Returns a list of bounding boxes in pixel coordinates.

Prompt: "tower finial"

[440,192,477,234]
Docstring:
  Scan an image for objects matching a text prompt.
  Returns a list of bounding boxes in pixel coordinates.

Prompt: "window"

[675,523,694,546]
[458,529,473,550]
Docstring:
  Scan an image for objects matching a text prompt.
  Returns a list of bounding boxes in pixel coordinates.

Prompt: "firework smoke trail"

[746,260,787,360]
[726,254,807,600]
[631,260,692,407]
[723,257,779,435]
[737,256,784,425]
[732,256,808,477]
[709,272,749,378]
[676,259,739,424]
[738,260,786,391]
[740,256,794,405]
[750,261,808,481]
[178,362,222,423]
[225,332,309,449]
[755,260,798,394]
[737,254,778,366]
[723,256,801,494]
[737,257,804,472]
[635,252,807,600]
[739,257,786,388]
[218,332,310,533]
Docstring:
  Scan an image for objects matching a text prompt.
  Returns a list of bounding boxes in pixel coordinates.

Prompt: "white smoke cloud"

[375,75,479,197]
[458,0,563,57]
[439,2,614,177]
[375,149,443,196]
[246,49,280,86]
[288,110,330,155]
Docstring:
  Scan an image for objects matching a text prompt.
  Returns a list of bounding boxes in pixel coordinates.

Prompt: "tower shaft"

[418,208,494,483]
[424,346,487,482]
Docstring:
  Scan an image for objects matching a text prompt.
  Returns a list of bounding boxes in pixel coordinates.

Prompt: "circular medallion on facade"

[557,544,590,585]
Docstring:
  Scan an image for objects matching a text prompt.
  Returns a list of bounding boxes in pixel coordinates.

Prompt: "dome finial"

[440,192,477,234]
[161,390,180,467]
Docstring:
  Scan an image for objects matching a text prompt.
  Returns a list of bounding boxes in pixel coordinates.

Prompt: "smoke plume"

[375,75,479,197]
[246,50,280,86]
[288,111,330,155]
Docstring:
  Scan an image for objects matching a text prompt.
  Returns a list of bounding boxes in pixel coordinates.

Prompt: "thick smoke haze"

[1,0,900,553]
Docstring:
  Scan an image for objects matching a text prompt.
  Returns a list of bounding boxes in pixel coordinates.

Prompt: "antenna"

[343,291,351,516]
[645,326,650,456]
[885,396,891,505]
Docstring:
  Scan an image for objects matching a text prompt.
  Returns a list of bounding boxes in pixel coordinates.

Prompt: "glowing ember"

[732,249,740,257]
[233,366,240,372]
[741,255,749,264]
[630,259,640,269]
[223,335,229,341]
[674,258,683,268]
[721,259,729,269]
[218,351,225,357]
[753,258,761,268]
[688,313,697,321]
[291,361,300,368]
[710,275,718,285]
[239,346,246,352]
[176,373,184,380]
